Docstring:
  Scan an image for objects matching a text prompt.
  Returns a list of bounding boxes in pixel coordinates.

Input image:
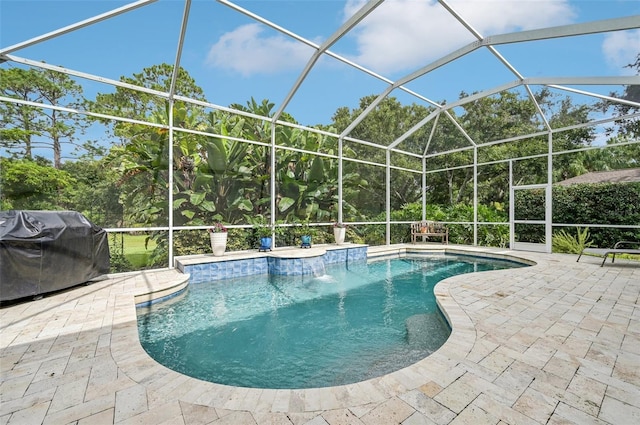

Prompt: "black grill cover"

[0,210,110,302]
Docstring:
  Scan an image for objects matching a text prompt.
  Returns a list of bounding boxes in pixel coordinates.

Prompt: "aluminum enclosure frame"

[1,0,639,265]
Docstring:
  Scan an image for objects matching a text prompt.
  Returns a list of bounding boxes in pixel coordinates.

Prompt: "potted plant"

[208,222,228,256]
[332,222,347,245]
[254,220,274,252]
[298,220,316,248]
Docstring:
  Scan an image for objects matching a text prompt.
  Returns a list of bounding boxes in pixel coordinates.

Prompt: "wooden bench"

[577,240,640,267]
[411,221,448,244]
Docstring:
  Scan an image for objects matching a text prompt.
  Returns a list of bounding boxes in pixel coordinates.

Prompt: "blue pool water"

[137,255,525,389]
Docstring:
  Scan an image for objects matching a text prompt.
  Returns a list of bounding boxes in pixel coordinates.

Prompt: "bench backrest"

[411,221,445,233]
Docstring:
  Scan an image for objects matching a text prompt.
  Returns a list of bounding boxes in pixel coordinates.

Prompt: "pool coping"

[174,243,369,266]
[120,244,537,411]
[3,243,639,423]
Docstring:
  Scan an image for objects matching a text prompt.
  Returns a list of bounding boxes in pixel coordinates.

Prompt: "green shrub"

[173,229,209,256]
[552,227,593,254]
[227,228,252,251]
[516,182,640,247]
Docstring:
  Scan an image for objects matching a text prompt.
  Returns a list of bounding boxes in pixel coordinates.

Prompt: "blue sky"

[1,0,639,131]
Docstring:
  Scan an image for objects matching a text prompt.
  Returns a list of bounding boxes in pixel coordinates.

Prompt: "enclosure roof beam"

[168,0,191,101]
[388,109,441,150]
[439,0,524,81]
[523,76,640,86]
[523,84,552,132]
[549,111,640,134]
[388,80,521,151]
[422,111,640,159]
[4,54,337,138]
[217,0,318,49]
[340,40,478,140]
[423,112,441,157]
[350,70,639,153]
[340,87,395,138]
[424,144,474,160]
[218,0,441,110]
[396,74,639,155]
[342,4,497,144]
[474,131,551,151]
[390,43,482,90]
[444,110,477,147]
[3,55,170,98]
[273,0,386,122]
[547,84,640,109]
[0,0,157,58]
[268,0,386,122]
[446,80,523,109]
[356,15,640,99]
[474,111,640,151]
[437,76,639,112]
[485,15,640,46]
[220,0,444,132]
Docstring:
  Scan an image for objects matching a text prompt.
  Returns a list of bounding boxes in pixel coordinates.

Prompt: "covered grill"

[0,210,110,302]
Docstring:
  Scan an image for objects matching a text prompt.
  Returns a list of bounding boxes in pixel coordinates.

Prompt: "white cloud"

[205,23,314,77]
[206,0,580,77]
[344,0,575,74]
[602,29,640,74]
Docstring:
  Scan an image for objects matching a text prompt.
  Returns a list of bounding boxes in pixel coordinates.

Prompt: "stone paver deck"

[1,245,639,424]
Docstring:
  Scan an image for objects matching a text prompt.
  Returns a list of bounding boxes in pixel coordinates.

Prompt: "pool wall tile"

[269,257,310,275]
[324,249,347,264]
[184,246,367,282]
[253,258,269,275]
[347,247,367,263]
[185,257,271,283]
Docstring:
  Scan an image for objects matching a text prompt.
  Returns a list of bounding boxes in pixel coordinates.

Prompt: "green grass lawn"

[121,233,156,269]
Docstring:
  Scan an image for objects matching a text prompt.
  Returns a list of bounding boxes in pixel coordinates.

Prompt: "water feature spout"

[303,256,326,277]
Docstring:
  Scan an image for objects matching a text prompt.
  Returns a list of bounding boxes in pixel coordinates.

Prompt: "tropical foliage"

[1,60,638,270]
[552,227,593,254]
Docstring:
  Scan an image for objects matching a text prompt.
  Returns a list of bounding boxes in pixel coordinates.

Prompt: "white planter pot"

[210,232,228,256]
[333,227,345,245]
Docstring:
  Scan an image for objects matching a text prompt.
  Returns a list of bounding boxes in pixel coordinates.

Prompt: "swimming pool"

[137,255,525,389]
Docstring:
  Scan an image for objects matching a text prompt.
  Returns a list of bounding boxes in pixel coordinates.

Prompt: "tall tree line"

[1,59,638,229]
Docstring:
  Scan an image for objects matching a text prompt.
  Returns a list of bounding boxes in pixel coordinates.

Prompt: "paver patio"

[1,245,639,424]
